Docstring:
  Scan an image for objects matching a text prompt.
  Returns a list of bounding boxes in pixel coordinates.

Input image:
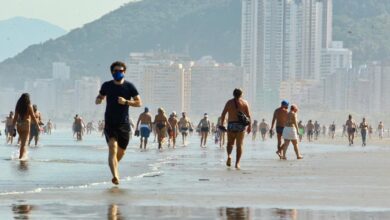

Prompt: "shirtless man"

[198,113,211,148]
[168,112,179,148]
[74,115,85,141]
[330,122,336,139]
[306,120,314,142]
[136,107,153,150]
[359,118,368,147]
[378,121,384,139]
[220,88,251,169]
[346,115,357,146]
[29,105,42,146]
[270,100,289,158]
[154,108,171,149]
[4,111,15,144]
[46,119,53,135]
[178,112,192,146]
[259,119,269,141]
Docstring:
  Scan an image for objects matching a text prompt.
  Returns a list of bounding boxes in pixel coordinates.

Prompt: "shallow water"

[1,130,389,219]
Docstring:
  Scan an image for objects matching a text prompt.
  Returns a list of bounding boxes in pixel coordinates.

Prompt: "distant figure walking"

[179,112,192,146]
[198,113,211,148]
[28,104,42,146]
[136,107,152,150]
[251,120,258,141]
[345,114,357,146]
[220,88,252,169]
[168,112,179,148]
[154,108,171,150]
[359,118,368,147]
[306,120,314,142]
[259,119,269,141]
[270,100,289,158]
[281,104,303,160]
[378,121,384,140]
[3,111,15,144]
[12,93,40,159]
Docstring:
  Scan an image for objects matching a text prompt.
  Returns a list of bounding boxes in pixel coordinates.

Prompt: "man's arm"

[136,116,141,130]
[119,95,142,107]
[96,94,105,105]
[220,102,229,127]
[271,110,276,130]
[244,102,252,133]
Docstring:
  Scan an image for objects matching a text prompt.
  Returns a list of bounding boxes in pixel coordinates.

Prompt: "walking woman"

[154,108,171,150]
[12,93,40,159]
[281,104,303,160]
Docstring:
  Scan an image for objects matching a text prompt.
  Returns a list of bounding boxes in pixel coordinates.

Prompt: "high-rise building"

[52,62,70,80]
[241,0,331,112]
[321,41,352,77]
[190,56,244,116]
[127,52,191,114]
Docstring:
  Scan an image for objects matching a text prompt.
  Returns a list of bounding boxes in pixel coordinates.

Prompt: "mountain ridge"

[0,0,389,87]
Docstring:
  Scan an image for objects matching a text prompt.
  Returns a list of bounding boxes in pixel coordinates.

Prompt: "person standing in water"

[178,112,192,146]
[281,104,303,160]
[12,93,40,159]
[96,61,142,185]
[378,121,384,140]
[270,100,289,158]
[168,112,179,148]
[306,120,314,142]
[220,88,252,169]
[154,108,171,150]
[4,111,15,144]
[298,121,305,142]
[217,116,226,149]
[345,114,357,146]
[198,113,211,148]
[251,120,258,141]
[359,118,369,147]
[46,119,53,135]
[28,105,42,147]
[259,119,269,142]
[136,107,152,150]
[330,122,336,139]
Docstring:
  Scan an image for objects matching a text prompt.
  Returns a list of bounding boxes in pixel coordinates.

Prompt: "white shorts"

[282,126,298,140]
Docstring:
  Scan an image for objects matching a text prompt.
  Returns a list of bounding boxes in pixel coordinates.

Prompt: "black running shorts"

[104,123,130,150]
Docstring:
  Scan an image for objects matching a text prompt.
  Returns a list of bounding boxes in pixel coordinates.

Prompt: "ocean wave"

[0,156,173,196]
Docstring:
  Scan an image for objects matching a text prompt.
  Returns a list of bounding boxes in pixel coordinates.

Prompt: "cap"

[281,100,289,107]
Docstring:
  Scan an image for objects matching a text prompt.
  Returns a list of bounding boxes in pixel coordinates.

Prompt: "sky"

[0,0,137,30]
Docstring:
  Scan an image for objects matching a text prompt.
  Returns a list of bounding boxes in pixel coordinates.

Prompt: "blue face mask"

[113,71,124,81]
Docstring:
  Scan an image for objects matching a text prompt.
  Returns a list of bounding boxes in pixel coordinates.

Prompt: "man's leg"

[108,138,120,185]
[117,147,125,162]
[226,132,235,167]
[144,138,148,149]
[140,137,143,149]
[235,132,245,169]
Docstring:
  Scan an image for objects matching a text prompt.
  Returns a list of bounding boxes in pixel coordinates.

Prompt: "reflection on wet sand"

[18,161,28,171]
[108,204,124,220]
[274,208,298,220]
[219,207,251,220]
[12,204,33,219]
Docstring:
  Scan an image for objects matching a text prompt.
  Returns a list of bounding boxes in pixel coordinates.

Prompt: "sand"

[1,137,390,219]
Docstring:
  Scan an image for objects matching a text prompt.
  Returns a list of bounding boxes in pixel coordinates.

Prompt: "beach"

[1,131,390,219]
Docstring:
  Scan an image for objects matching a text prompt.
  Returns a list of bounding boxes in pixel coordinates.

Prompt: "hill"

[0,0,389,87]
[0,17,66,62]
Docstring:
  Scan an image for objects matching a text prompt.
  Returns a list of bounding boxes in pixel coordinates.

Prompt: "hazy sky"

[0,0,137,30]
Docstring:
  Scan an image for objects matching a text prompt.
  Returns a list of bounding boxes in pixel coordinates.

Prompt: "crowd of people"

[2,61,389,185]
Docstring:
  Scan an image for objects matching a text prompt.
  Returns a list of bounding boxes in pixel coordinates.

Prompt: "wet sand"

[1,135,390,219]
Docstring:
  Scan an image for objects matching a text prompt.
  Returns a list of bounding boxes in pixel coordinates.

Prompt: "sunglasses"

[113,69,125,72]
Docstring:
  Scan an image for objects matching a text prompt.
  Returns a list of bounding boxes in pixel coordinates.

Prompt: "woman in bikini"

[12,93,40,160]
[154,108,171,149]
[280,104,303,160]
